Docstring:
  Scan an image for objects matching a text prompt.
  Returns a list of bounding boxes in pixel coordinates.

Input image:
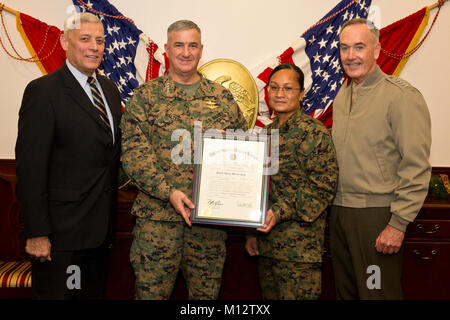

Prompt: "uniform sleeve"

[120,89,175,201]
[233,100,249,132]
[388,88,431,232]
[224,89,249,132]
[15,80,54,239]
[272,131,338,224]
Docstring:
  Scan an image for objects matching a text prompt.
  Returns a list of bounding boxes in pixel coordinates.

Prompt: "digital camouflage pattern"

[258,257,322,300]
[121,72,247,299]
[257,108,338,263]
[130,220,226,299]
[120,72,248,221]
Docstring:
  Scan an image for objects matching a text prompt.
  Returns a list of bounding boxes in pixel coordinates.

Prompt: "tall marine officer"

[120,20,248,300]
[330,18,432,299]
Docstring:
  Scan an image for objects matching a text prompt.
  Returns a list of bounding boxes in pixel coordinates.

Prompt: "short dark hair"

[167,20,201,38]
[268,63,305,91]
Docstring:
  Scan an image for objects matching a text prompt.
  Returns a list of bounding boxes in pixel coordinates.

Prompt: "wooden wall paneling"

[0,160,25,261]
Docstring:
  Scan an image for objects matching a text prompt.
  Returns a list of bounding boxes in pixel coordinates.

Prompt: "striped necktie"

[88,76,111,132]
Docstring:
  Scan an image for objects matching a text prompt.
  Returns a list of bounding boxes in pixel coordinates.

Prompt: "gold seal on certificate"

[201,206,212,217]
[191,132,270,228]
[199,59,259,129]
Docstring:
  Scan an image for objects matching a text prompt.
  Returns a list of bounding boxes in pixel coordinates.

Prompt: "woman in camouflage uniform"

[245,64,338,300]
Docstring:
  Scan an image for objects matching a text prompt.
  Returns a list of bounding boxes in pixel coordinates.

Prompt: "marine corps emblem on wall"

[199,59,259,129]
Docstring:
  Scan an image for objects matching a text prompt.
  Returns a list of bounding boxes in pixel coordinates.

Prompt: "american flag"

[252,0,372,128]
[72,0,158,105]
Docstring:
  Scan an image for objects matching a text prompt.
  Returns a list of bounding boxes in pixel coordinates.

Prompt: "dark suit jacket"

[15,62,122,251]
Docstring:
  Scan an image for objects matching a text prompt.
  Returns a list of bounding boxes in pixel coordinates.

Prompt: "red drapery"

[17,13,66,74]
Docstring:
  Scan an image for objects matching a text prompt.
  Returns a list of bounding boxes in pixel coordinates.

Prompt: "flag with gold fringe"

[8,11,65,74]
[4,0,166,107]
[318,5,431,127]
[72,0,155,104]
[378,7,430,76]
[1,0,439,122]
[252,0,432,129]
[251,0,373,129]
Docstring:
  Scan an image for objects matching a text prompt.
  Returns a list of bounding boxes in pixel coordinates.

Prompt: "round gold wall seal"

[199,59,258,129]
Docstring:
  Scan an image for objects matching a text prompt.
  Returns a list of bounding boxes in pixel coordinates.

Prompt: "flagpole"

[0,3,18,15]
[429,0,448,10]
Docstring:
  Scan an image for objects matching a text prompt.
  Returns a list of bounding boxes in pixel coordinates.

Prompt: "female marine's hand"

[257,209,276,233]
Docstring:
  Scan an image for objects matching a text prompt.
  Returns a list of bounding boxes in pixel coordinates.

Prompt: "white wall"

[1,0,449,165]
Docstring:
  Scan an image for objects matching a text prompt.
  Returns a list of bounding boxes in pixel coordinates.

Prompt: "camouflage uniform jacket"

[120,73,248,221]
[258,109,338,263]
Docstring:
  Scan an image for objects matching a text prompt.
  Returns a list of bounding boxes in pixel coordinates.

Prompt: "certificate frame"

[191,131,270,228]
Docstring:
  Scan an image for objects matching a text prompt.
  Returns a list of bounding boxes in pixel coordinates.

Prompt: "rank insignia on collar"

[204,98,218,109]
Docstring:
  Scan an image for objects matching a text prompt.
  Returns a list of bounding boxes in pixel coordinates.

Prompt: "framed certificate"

[191,131,270,228]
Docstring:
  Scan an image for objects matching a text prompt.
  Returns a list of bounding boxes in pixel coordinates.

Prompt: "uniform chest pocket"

[203,111,229,129]
[153,106,190,133]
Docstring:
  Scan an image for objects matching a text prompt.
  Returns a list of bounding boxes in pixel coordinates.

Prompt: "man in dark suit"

[15,12,122,300]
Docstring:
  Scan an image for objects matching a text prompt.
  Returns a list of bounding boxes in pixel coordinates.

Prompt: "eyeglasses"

[267,85,302,94]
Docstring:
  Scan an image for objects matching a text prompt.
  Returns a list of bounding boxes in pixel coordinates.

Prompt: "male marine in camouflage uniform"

[246,64,338,300]
[120,20,248,300]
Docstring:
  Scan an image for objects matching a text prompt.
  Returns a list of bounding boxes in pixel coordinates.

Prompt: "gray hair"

[167,20,201,38]
[340,18,379,43]
[64,12,103,37]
